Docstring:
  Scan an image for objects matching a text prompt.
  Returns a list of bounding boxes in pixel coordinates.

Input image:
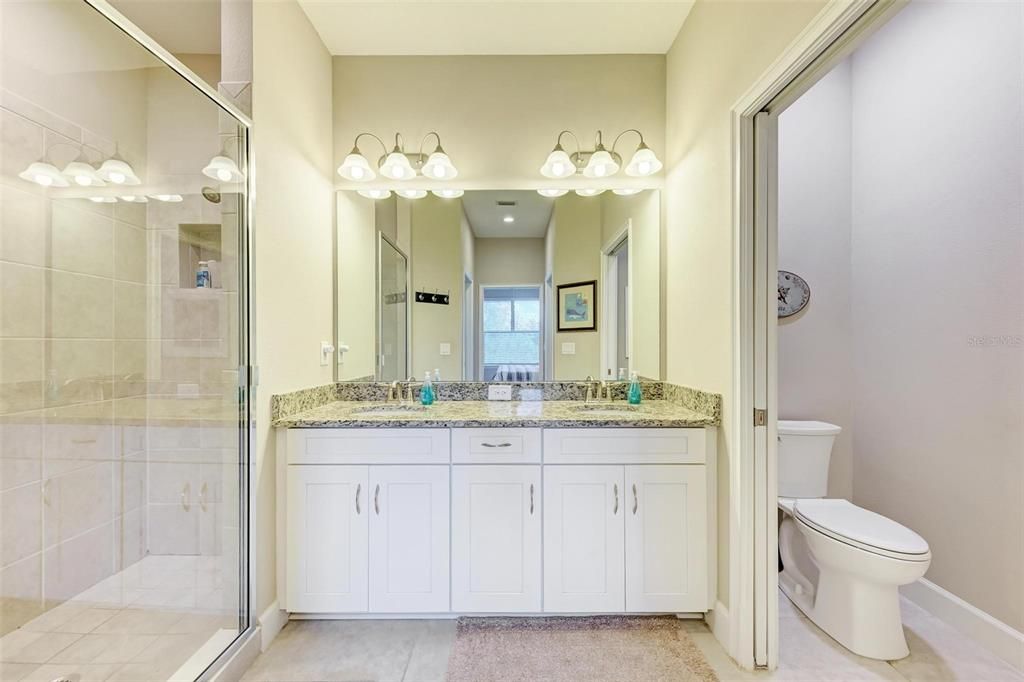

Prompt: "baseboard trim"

[208,628,261,682]
[706,600,732,653]
[901,578,1024,673]
[258,600,289,652]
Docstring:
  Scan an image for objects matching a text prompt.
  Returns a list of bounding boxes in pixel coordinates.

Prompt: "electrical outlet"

[561,342,576,355]
[488,385,513,401]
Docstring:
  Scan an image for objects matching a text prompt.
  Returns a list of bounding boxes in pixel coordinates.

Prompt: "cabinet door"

[543,465,625,613]
[625,465,707,612]
[452,465,541,612]
[369,465,450,612]
[287,465,369,613]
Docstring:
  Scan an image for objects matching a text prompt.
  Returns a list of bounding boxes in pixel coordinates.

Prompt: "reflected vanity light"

[612,188,643,196]
[98,156,140,185]
[541,129,661,180]
[150,194,183,202]
[432,189,464,199]
[63,156,106,187]
[203,155,244,183]
[119,195,148,203]
[395,188,428,199]
[339,132,458,182]
[358,189,393,200]
[575,188,605,197]
[537,188,568,198]
[88,196,117,203]
[18,161,69,188]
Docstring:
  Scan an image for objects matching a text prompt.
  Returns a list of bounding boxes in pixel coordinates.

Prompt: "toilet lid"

[794,499,930,559]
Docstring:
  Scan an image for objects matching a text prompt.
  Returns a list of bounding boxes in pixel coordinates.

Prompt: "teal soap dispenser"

[421,371,435,406]
[627,372,642,405]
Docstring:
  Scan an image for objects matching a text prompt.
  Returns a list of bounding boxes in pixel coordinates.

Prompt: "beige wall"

[474,238,546,287]
[664,0,828,610]
[336,192,377,381]
[252,0,335,617]
[410,195,464,380]
[332,55,665,188]
[551,194,601,379]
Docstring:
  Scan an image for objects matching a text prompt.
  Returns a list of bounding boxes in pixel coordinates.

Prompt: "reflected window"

[482,286,542,381]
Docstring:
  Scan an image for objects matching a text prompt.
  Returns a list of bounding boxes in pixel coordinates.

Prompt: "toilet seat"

[793,499,930,561]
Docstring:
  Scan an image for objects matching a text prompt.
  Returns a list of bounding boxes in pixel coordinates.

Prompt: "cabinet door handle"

[529,483,535,515]
[199,482,208,513]
[181,482,191,512]
[481,442,512,448]
[613,483,619,515]
[632,484,638,515]
[374,484,380,515]
[355,483,361,515]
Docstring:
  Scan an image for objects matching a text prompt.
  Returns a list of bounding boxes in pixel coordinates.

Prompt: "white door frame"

[730,0,905,669]
[477,283,545,381]
[600,222,632,380]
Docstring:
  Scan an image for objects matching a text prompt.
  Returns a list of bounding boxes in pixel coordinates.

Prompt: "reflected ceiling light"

[203,155,244,183]
[63,155,105,187]
[150,194,183,202]
[98,156,140,185]
[18,161,69,188]
[395,189,427,199]
[358,189,392,200]
[119,195,148,203]
[537,188,568,198]
[540,129,661,181]
[575,188,605,197]
[339,132,459,183]
[612,188,643,196]
[88,196,117,203]
[432,189,464,199]
[503,215,515,224]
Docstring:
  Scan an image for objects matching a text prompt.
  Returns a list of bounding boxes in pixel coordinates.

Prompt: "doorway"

[479,285,543,381]
[601,227,632,380]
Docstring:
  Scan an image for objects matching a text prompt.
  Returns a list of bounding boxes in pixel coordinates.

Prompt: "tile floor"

[242,592,1024,682]
[0,555,239,682]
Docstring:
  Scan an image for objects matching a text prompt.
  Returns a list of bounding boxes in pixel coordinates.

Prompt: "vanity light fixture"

[536,188,568,198]
[540,129,662,180]
[575,188,605,197]
[338,132,459,183]
[150,194,183,202]
[432,189,464,199]
[119,195,148,203]
[88,196,117,203]
[203,154,244,183]
[18,160,69,188]
[612,188,643,196]
[357,189,392,200]
[63,153,106,187]
[395,188,428,200]
[98,154,140,185]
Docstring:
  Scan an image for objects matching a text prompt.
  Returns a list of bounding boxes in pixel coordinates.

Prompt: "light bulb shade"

[150,194,183,202]
[575,188,606,197]
[338,153,376,181]
[380,151,416,181]
[537,189,568,198]
[395,189,427,199]
[119,195,149,203]
[540,148,575,179]
[203,155,244,183]
[98,158,140,185]
[62,160,105,187]
[357,189,392,200]
[88,196,117,203]
[583,149,619,178]
[612,188,643,196]
[422,151,458,180]
[431,189,464,199]
[624,146,663,177]
[18,161,69,188]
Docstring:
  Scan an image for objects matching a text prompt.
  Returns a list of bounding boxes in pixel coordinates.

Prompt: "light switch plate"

[440,343,452,356]
[561,342,576,355]
[488,385,513,401]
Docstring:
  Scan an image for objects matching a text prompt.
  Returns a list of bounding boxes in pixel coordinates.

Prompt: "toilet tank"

[777,420,842,498]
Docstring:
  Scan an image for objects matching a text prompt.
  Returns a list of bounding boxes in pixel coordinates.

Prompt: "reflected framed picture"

[556,280,597,332]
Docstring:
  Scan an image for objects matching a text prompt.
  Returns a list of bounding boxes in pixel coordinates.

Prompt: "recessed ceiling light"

[503,215,514,223]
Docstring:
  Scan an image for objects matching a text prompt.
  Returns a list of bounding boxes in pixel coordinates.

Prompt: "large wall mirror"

[336,189,662,382]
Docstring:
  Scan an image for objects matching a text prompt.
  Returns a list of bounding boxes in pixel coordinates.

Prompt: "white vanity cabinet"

[280,425,716,617]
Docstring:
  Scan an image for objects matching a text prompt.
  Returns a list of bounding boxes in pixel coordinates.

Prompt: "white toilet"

[777,420,930,661]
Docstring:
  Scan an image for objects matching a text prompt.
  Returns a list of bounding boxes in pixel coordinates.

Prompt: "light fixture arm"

[555,129,581,154]
[352,132,389,157]
[610,129,646,156]
[418,131,444,155]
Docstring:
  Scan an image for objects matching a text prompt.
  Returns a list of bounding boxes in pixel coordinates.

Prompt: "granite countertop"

[273,399,718,429]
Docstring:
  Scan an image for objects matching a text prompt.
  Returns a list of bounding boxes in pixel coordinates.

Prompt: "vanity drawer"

[543,428,707,465]
[288,428,450,465]
[452,428,542,464]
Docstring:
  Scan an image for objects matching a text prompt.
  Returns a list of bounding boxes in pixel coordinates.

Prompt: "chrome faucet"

[404,376,421,403]
[584,376,612,404]
[387,380,401,403]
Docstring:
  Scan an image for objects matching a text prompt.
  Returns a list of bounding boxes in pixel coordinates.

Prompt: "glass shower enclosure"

[0,1,252,679]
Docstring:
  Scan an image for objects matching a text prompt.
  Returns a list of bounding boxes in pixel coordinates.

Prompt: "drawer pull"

[374,484,380,515]
[632,484,638,515]
[613,483,619,515]
[481,442,512,448]
[529,484,535,515]
[355,483,361,515]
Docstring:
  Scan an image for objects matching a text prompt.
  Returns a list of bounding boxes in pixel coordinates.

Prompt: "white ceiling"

[462,190,553,238]
[110,0,222,55]
[298,1,694,56]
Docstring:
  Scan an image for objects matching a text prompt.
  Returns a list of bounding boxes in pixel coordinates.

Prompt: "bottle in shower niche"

[196,260,211,288]
[421,371,435,406]
[628,372,642,405]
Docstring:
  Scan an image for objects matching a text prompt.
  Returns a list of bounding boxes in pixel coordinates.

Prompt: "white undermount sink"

[574,403,640,416]
[353,404,427,417]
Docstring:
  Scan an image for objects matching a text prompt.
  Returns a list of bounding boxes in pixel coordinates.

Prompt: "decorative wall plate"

[778,271,810,318]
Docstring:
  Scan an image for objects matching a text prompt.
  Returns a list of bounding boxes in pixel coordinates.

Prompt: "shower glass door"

[0,2,251,679]
[378,235,408,382]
